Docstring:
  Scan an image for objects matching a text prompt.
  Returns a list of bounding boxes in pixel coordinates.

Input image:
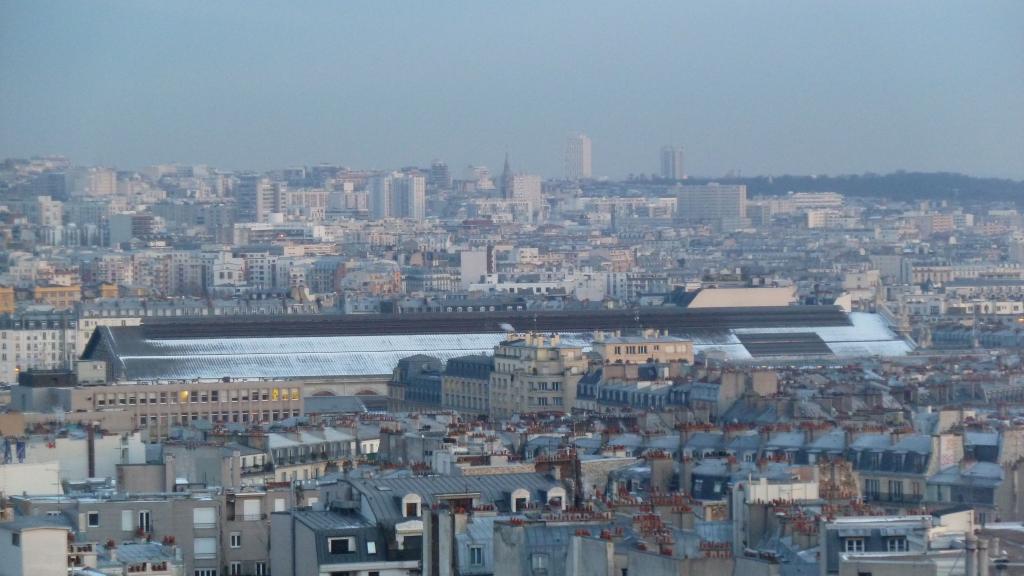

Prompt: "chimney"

[966,533,978,576]
[87,422,97,478]
[978,537,989,576]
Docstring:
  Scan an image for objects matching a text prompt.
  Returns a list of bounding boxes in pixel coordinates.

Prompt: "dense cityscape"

[1,147,1024,576]
[3,2,1024,576]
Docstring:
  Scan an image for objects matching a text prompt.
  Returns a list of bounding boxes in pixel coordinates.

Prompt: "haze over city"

[2,0,1023,178]
[4,3,1024,576]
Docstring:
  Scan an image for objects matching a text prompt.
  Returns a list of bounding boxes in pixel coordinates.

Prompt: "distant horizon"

[2,2,1022,180]
[5,153,1024,185]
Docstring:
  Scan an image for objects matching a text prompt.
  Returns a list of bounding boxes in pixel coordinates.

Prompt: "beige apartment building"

[488,333,588,418]
[72,380,304,435]
[591,330,694,365]
[32,284,82,310]
[11,374,304,435]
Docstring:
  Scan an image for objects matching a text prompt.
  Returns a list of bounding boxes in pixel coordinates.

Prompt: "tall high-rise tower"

[660,146,685,180]
[236,174,283,223]
[565,133,592,180]
[369,172,426,220]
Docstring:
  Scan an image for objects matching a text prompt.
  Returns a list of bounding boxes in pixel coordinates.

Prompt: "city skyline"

[2,1,1023,179]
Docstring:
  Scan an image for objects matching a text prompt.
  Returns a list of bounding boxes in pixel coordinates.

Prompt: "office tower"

[428,160,451,190]
[392,173,426,220]
[369,172,426,220]
[660,146,685,180]
[565,132,592,180]
[676,183,748,230]
[235,174,283,223]
[368,174,392,220]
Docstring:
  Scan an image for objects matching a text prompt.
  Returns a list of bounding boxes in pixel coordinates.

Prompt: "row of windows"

[843,536,908,553]
[140,410,300,426]
[2,353,62,362]
[96,388,300,407]
[1,342,63,352]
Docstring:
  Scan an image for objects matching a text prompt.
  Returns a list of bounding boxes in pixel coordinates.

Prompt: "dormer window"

[402,493,422,518]
[511,488,530,512]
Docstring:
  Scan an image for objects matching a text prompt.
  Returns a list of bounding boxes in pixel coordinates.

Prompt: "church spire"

[500,152,513,199]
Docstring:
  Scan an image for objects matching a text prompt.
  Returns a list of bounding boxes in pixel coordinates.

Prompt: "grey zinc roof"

[107,542,177,564]
[94,326,592,380]
[349,473,562,525]
[685,432,726,452]
[728,432,763,452]
[293,508,376,530]
[893,434,932,454]
[807,429,846,452]
[850,434,891,451]
[0,515,71,532]
[89,311,909,381]
[929,462,1004,488]
[965,431,999,447]
[765,432,806,450]
[692,458,731,476]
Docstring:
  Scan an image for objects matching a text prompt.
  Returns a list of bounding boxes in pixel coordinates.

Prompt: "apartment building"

[591,330,694,365]
[0,311,77,384]
[488,333,587,418]
[32,284,81,310]
[442,354,494,415]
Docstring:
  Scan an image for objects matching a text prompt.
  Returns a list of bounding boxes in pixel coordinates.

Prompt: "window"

[366,541,377,554]
[138,510,151,532]
[193,507,216,528]
[844,538,865,553]
[194,537,217,559]
[470,545,484,566]
[194,570,218,576]
[406,502,419,517]
[230,532,241,548]
[88,511,100,527]
[121,510,133,531]
[254,562,267,576]
[328,537,354,554]
[531,553,549,571]
[864,478,880,500]
[11,532,20,546]
[889,480,904,501]
[886,537,908,552]
[229,562,242,576]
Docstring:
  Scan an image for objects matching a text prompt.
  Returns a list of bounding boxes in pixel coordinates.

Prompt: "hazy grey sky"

[2,1,1022,179]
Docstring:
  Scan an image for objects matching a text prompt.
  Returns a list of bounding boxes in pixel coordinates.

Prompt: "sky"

[1,1,1023,179]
